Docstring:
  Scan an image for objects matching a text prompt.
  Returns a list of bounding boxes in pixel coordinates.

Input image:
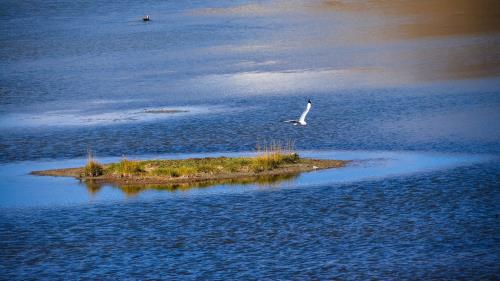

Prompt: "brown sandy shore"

[31,158,347,186]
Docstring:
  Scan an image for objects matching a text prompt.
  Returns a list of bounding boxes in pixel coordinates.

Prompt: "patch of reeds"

[252,140,299,172]
[91,140,299,178]
[83,149,103,177]
[108,157,144,176]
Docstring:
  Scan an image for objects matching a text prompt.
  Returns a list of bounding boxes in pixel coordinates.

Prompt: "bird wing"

[298,102,311,123]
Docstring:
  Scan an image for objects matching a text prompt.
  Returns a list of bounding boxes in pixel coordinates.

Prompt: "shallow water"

[1,0,499,279]
[1,155,499,280]
[0,150,489,209]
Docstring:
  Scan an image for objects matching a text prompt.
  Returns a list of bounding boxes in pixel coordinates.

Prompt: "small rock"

[312,166,318,169]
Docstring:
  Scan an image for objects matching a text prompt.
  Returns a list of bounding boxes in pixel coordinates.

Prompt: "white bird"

[284,99,312,126]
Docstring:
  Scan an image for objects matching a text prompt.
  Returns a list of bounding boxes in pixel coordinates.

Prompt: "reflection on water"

[84,173,299,196]
[320,0,500,37]
[1,153,497,280]
[191,3,284,16]
[0,150,490,208]
[2,0,498,116]
[182,0,500,94]
[83,180,102,195]
[0,0,499,278]
[194,68,385,95]
[317,0,500,82]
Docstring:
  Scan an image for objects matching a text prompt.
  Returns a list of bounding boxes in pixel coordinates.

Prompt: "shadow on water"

[83,173,299,196]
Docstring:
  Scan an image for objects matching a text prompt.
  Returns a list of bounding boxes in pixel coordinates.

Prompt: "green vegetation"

[33,141,347,189]
[105,153,300,178]
[98,142,300,178]
[110,158,144,176]
[83,150,103,177]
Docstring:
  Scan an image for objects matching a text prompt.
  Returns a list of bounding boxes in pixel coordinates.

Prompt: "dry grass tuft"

[83,140,301,178]
[83,149,103,177]
[108,157,144,176]
[253,140,299,172]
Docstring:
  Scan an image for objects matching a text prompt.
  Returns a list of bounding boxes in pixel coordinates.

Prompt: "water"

[1,0,499,279]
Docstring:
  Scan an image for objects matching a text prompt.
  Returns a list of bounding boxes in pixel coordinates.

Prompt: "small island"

[32,150,347,187]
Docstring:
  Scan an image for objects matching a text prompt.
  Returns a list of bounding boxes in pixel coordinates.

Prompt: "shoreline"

[32,158,348,187]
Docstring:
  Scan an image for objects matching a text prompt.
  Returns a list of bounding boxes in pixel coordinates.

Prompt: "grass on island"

[32,142,347,187]
[79,142,303,179]
[101,142,300,178]
[83,150,104,177]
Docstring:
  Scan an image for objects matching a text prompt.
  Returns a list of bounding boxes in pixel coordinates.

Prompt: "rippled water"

[1,158,499,280]
[0,150,489,208]
[1,0,499,279]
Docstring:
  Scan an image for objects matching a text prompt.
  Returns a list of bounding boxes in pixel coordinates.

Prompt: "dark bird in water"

[284,99,312,126]
[143,15,150,21]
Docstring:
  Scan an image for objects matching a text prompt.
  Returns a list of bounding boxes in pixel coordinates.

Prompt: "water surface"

[0,150,489,208]
[1,0,499,279]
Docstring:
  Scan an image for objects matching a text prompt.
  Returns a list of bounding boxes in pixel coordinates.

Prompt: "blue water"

[1,0,499,279]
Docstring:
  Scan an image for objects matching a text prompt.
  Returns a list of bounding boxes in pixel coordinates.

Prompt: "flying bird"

[284,99,312,126]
